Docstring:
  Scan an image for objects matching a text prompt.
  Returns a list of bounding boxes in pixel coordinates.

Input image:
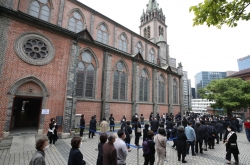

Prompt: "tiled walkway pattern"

[0,130,250,165]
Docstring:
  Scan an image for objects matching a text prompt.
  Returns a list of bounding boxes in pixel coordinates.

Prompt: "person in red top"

[243,117,250,142]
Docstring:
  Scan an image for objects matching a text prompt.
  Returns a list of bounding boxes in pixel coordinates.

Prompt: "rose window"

[23,39,48,60]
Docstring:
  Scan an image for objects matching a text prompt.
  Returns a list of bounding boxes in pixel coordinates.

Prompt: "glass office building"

[238,55,250,71]
[195,71,227,98]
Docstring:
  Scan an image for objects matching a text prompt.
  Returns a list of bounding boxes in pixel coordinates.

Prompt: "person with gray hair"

[103,134,117,165]
[176,126,187,163]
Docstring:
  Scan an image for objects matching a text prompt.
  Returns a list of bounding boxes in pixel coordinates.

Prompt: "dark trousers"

[226,151,239,162]
[177,153,185,161]
[89,130,94,138]
[49,134,56,144]
[208,137,215,148]
[144,157,154,165]
[187,141,195,155]
[172,139,177,147]
[219,133,223,141]
[110,126,114,132]
[195,139,203,153]
[135,135,140,146]
[80,128,84,137]
[246,128,250,142]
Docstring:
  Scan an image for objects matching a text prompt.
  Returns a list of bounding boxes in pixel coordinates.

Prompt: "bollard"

[137,147,139,165]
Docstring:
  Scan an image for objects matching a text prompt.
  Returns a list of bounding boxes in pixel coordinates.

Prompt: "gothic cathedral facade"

[0,0,184,138]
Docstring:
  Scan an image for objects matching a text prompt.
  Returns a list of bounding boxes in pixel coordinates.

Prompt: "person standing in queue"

[100,118,109,133]
[89,116,96,138]
[124,121,132,151]
[223,125,239,165]
[155,128,166,165]
[133,117,142,146]
[103,134,117,165]
[29,138,49,165]
[177,126,187,163]
[68,137,86,165]
[48,118,58,146]
[143,130,155,165]
[243,117,250,142]
[80,114,85,137]
[96,133,108,165]
[109,114,115,132]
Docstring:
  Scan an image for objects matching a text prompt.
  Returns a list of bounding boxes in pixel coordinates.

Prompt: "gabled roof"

[229,68,250,77]
[132,52,144,61]
[77,28,94,42]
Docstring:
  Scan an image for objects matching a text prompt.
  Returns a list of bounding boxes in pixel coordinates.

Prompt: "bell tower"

[140,0,169,65]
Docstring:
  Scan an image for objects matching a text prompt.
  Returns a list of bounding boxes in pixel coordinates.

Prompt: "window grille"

[97,24,108,44]
[68,11,84,33]
[113,62,127,100]
[118,34,127,52]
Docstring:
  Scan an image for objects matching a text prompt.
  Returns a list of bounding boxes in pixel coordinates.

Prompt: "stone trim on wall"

[57,0,65,27]
[90,14,95,35]
[4,76,49,131]
[14,32,55,66]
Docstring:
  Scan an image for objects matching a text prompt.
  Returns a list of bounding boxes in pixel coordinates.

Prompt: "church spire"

[146,0,159,12]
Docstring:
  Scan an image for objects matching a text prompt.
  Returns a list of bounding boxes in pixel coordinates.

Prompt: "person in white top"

[155,128,166,165]
[114,129,128,165]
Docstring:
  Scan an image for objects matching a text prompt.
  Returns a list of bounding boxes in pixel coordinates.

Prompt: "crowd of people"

[28,113,250,165]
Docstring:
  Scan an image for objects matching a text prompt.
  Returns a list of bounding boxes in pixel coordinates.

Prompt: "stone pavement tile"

[23,135,36,152]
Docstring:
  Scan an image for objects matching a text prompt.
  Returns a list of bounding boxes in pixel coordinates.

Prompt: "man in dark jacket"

[215,121,224,142]
[143,130,155,165]
[103,134,117,165]
[80,114,85,137]
[109,114,115,132]
[194,122,203,154]
[151,118,159,133]
[149,112,153,123]
[207,123,216,149]
[200,120,208,151]
[165,119,173,139]
[89,116,96,138]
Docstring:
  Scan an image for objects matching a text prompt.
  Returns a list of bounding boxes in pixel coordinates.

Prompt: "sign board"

[42,109,49,114]
[56,116,63,126]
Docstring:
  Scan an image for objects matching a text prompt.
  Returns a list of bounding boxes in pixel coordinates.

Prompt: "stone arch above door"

[4,76,49,134]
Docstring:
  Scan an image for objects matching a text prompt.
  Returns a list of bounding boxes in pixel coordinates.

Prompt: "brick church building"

[0,0,184,138]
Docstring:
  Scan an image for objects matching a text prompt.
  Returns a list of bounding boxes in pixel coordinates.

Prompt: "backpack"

[142,139,151,154]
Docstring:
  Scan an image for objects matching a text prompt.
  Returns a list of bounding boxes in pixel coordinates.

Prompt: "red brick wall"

[139,104,153,121]
[17,82,42,94]
[173,106,180,115]
[110,103,132,122]
[0,20,71,136]
[158,105,168,116]
[76,101,101,123]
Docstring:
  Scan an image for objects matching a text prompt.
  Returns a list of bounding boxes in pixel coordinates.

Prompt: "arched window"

[29,0,51,22]
[68,11,84,33]
[139,69,149,102]
[147,26,150,38]
[149,49,155,63]
[118,34,127,52]
[75,51,96,98]
[97,24,109,44]
[159,26,163,36]
[144,28,147,38]
[135,42,143,54]
[158,75,165,103]
[113,61,127,100]
[173,79,178,104]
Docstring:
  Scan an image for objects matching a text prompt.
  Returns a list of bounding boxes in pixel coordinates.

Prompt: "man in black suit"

[80,114,85,137]
[89,116,96,138]
[151,118,159,133]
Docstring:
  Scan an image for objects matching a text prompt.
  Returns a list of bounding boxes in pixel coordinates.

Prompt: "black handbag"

[230,143,237,148]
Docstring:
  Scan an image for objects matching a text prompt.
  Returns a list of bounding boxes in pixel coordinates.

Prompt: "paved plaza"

[0,130,250,165]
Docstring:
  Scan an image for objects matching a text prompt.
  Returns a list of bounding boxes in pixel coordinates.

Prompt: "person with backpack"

[155,128,166,165]
[177,126,187,163]
[143,130,155,165]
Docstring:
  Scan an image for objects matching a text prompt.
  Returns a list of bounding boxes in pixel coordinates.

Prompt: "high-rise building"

[191,99,215,114]
[195,71,227,98]
[237,55,250,71]
[191,88,196,99]
[183,71,191,111]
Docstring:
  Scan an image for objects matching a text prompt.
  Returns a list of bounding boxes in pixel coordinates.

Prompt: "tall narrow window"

[173,79,178,104]
[144,28,147,38]
[113,61,127,100]
[135,42,143,54]
[68,11,84,33]
[147,26,150,39]
[97,24,109,44]
[159,26,164,36]
[75,51,96,98]
[139,69,149,102]
[118,34,127,52]
[29,0,51,22]
[158,75,165,103]
[149,49,155,63]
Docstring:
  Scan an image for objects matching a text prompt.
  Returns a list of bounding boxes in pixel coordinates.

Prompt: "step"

[0,146,11,150]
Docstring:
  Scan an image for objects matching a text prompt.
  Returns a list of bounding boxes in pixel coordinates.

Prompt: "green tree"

[190,0,250,28]
[198,78,250,117]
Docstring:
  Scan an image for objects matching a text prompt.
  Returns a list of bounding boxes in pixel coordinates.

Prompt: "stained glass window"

[158,75,165,103]
[135,42,143,54]
[139,69,149,102]
[68,11,84,33]
[75,52,95,98]
[149,49,155,63]
[113,62,127,100]
[97,24,108,44]
[29,1,50,22]
[173,79,178,104]
[118,34,127,52]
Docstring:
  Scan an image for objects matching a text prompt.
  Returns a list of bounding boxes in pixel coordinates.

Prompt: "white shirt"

[114,137,128,164]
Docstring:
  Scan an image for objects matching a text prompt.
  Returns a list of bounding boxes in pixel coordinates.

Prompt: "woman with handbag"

[133,117,142,146]
[223,125,239,164]
[155,128,166,165]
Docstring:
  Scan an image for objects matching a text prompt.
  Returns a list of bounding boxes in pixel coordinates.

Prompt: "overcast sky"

[79,0,250,87]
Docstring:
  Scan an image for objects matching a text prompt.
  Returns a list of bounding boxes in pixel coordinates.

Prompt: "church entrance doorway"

[10,96,42,134]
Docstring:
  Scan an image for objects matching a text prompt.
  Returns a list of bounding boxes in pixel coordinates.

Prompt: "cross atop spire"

[146,0,159,12]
